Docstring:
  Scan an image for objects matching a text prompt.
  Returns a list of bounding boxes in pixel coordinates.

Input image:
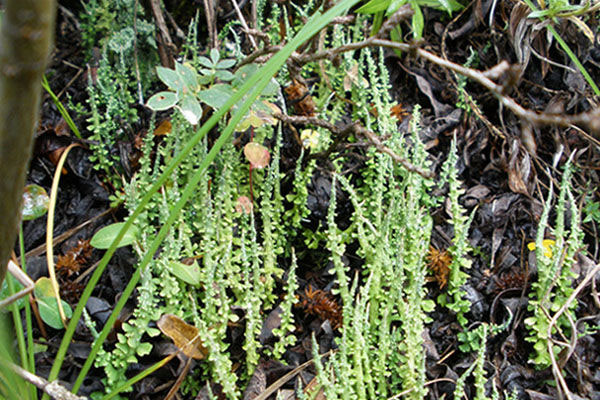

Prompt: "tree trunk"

[0,0,56,285]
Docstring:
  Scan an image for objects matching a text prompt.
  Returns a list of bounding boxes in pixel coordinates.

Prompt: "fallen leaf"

[235,196,253,214]
[154,119,172,136]
[244,142,270,169]
[300,129,320,149]
[157,314,208,360]
[285,80,316,116]
[343,62,368,92]
[242,364,266,400]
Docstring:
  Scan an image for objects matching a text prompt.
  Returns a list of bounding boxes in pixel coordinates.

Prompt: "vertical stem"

[20,226,37,400]
[0,0,57,285]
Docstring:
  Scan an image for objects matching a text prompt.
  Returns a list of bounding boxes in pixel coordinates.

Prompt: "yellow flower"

[527,239,555,258]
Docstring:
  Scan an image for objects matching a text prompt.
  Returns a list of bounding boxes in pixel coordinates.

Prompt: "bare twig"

[377,5,413,38]
[252,350,335,400]
[132,0,143,104]
[231,0,258,50]
[275,114,434,178]
[25,207,113,258]
[203,0,218,49]
[238,45,283,67]
[149,0,175,68]
[243,28,271,47]
[6,362,87,400]
[546,262,600,400]
[0,260,35,309]
[288,37,599,135]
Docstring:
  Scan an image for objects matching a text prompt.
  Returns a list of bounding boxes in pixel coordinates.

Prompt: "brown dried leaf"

[154,119,172,136]
[509,4,532,66]
[157,314,208,360]
[242,364,266,400]
[304,376,327,400]
[55,118,70,137]
[343,63,368,92]
[48,147,68,175]
[507,138,535,196]
[284,80,316,117]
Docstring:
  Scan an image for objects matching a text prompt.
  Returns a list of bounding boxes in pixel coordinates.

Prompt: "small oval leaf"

[90,222,138,249]
[244,142,271,169]
[197,84,234,110]
[177,94,202,125]
[169,261,201,285]
[156,66,184,92]
[235,196,253,214]
[34,277,54,298]
[175,62,198,92]
[36,296,72,330]
[146,91,179,111]
[22,184,49,221]
[216,59,236,69]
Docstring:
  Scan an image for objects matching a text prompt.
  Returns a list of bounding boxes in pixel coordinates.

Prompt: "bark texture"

[0,0,56,285]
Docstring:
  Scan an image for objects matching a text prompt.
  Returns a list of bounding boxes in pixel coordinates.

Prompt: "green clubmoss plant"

[525,160,583,367]
[438,137,475,327]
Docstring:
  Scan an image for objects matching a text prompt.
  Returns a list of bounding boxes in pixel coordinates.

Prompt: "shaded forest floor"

[14,1,600,399]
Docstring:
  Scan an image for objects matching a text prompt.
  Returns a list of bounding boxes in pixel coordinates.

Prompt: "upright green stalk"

[0,0,56,285]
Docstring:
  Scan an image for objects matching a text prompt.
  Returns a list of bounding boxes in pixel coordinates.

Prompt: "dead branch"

[7,362,88,400]
[288,37,599,136]
[275,114,434,179]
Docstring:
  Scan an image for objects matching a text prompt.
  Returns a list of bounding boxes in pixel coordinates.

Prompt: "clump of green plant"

[146,53,280,128]
[311,106,435,399]
[454,323,497,399]
[437,138,475,327]
[525,160,584,367]
[47,3,368,398]
[86,52,138,191]
[77,0,158,193]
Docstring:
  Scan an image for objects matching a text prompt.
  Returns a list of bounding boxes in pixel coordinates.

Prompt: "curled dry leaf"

[507,138,535,196]
[343,62,368,92]
[284,80,316,116]
[157,314,208,360]
[244,142,270,169]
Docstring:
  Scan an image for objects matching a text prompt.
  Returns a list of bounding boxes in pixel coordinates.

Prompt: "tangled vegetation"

[1,0,599,399]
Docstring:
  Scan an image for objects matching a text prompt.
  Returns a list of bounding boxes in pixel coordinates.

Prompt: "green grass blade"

[41,75,82,139]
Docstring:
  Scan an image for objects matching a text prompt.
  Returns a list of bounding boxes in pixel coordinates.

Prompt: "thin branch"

[288,36,599,135]
[149,0,175,68]
[7,362,88,400]
[238,45,283,67]
[546,262,600,399]
[275,114,434,178]
[203,0,218,49]
[0,260,35,309]
[231,0,258,50]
